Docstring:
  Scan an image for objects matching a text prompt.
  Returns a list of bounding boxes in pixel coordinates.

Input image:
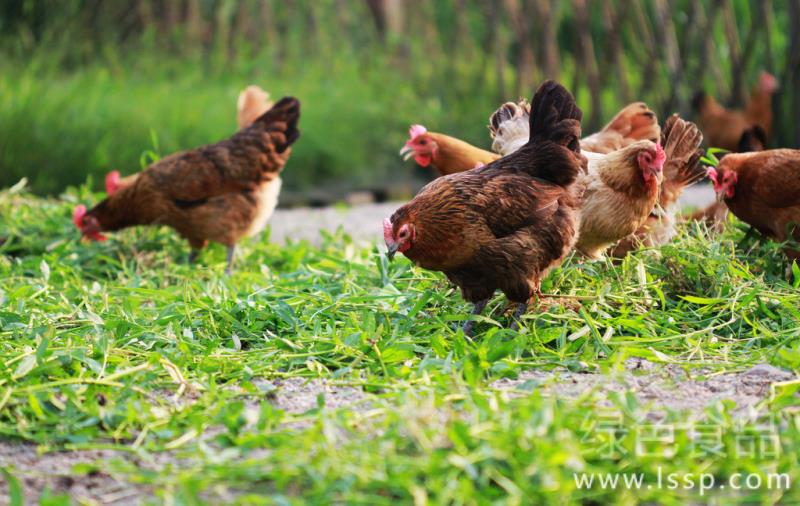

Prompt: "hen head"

[383,217,416,260]
[758,71,779,94]
[707,167,738,200]
[400,125,438,167]
[73,205,107,242]
[636,142,666,186]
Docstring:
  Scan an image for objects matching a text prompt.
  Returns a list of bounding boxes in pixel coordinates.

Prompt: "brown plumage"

[610,115,705,256]
[489,100,660,157]
[580,102,661,154]
[385,81,585,334]
[708,150,800,269]
[687,123,766,235]
[400,125,500,176]
[73,97,300,273]
[102,85,274,196]
[692,71,778,151]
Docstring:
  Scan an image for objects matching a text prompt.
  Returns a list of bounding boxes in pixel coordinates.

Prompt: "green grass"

[1,182,799,504]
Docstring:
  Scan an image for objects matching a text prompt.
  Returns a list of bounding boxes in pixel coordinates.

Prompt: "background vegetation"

[1,0,799,197]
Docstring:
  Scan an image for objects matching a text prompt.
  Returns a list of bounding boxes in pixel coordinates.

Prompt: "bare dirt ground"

[268,185,716,245]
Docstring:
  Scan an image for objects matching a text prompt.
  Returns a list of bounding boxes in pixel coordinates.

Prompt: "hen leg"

[510,285,540,331]
[187,239,207,265]
[462,299,489,337]
[225,246,236,275]
[509,303,529,331]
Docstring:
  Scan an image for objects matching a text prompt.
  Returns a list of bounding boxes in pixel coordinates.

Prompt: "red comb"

[408,124,427,139]
[706,167,719,186]
[383,218,394,244]
[72,204,107,241]
[654,143,666,167]
[105,170,121,195]
[73,205,87,228]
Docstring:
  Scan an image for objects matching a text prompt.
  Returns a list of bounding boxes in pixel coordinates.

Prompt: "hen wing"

[145,97,300,205]
[747,151,800,209]
[659,114,705,208]
[581,102,661,154]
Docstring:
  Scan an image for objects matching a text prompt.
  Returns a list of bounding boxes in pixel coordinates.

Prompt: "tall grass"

[2,0,795,196]
[0,47,515,196]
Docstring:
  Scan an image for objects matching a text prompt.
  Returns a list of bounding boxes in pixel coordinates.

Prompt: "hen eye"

[419,139,427,145]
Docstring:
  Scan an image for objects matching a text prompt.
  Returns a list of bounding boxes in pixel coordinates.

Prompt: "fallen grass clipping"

[1,181,799,505]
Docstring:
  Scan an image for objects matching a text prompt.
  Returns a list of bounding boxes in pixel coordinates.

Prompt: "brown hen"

[385,81,585,334]
[708,150,800,271]
[692,72,778,151]
[73,97,300,273]
[400,125,500,176]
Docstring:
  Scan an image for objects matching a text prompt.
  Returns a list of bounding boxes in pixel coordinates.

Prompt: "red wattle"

[414,154,432,167]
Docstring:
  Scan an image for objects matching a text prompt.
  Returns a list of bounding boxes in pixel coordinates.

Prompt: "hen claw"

[462,299,490,336]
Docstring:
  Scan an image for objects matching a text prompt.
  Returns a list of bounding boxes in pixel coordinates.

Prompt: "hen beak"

[715,191,725,203]
[387,243,399,261]
[399,145,414,161]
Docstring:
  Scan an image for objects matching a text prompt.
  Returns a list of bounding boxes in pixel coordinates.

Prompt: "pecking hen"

[707,149,800,272]
[73,97,300,273]
[385,80,585,334]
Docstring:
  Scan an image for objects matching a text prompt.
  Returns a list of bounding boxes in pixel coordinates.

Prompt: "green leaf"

[679,295,726,305]
[12,355,36,379]
[0,467,23,506]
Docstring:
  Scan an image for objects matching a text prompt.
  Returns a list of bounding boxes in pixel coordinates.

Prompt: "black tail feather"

[527,80,582,152]
[253,96,301,153]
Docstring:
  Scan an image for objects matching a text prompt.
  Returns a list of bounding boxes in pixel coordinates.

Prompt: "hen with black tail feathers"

[73,97,301,273]
[384,80,586,334]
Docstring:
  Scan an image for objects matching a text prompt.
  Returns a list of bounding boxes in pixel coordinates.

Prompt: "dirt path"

[269,185,716,245]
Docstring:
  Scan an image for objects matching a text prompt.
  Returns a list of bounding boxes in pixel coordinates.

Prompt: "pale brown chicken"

[491,101,671,259]
[692,71,778,151]
[73,97,300,273]
[707,150,800,271]
[399,125,500,176]
[385,81,586,334]
[103,85,275,197]
[489,100,660,157]
[610,115,705,257]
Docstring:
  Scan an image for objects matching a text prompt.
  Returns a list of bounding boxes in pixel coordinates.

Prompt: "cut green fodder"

[1,187,799,504]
